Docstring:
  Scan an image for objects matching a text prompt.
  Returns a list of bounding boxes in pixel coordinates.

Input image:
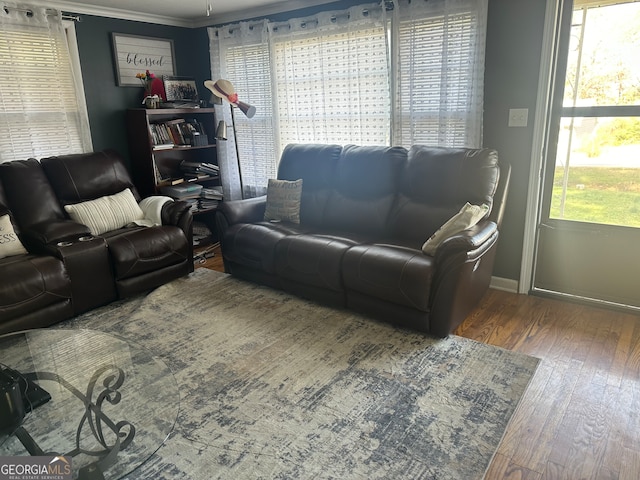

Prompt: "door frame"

[521,0,640,312]
[519,0,564,294]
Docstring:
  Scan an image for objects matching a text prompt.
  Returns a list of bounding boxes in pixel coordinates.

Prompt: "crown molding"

[26,0,340,29]
[27,0,196,28]
[192,0,337,28]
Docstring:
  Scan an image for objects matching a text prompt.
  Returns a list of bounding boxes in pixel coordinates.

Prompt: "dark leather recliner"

[216,144,510,337]
[0,150,194,334]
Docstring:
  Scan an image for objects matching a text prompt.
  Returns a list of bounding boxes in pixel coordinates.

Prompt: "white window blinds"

[392,0,488,148]
[0,6,91,163]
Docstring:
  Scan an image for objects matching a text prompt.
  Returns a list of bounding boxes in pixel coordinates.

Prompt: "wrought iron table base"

[14,365,135,480]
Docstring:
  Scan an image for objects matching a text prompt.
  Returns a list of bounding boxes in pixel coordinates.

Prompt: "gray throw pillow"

[264,178,303,224]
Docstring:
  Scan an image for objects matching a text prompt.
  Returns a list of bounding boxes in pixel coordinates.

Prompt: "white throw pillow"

[422,203,490,255]
[264,178,303,224]
[0,214,28,259]
[64,188,144,235]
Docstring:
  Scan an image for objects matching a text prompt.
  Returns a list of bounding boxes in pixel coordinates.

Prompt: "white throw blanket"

[133,196,174,227]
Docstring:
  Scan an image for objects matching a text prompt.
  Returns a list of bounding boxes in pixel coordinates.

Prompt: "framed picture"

[163,76,199,103]
[111,33,176,86]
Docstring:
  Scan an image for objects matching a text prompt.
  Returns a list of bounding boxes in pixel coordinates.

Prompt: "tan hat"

[204,79,256,118]
[205,79,236,101]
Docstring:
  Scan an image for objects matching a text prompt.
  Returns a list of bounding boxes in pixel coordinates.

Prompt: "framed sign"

[111,33,176,86]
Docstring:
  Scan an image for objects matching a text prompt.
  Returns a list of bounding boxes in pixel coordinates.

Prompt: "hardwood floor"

[195,246,640,479]
[193,242,224,271]
[456,289,640,480]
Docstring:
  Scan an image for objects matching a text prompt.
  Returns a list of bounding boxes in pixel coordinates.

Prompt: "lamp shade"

[204,79,256,118]
[216,121,228,141]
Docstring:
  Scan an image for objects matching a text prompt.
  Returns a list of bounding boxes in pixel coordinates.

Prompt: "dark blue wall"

[74,16,210,158]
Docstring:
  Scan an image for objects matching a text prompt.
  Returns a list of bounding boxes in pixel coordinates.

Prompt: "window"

[225,39,276,198]
[271,8,390,147]
[0,7,92,164]
[549,0,640,227]
[393,0,487,147]
[210,0,488,198]
[210,21,275,199]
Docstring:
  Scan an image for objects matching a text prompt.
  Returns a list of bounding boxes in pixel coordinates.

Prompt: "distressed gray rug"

[62,269,538,479]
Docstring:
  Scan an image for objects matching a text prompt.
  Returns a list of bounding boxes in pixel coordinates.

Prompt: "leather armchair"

[40,150,194,298]
[0,150,194,334]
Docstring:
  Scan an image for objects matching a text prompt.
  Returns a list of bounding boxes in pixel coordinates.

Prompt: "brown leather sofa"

[0,150,193,335]
[216,144,510,337]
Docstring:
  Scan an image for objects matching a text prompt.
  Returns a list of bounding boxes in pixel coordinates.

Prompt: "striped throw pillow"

[64,188,144,235]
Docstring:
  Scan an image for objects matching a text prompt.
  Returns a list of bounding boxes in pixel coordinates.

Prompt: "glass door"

[534,0,640,308]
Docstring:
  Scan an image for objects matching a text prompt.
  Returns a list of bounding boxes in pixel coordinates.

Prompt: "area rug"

[62,269,539,479]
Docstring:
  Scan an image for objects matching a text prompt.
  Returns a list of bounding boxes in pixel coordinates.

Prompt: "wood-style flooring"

[195,244,640,479]
[457,289,640,479]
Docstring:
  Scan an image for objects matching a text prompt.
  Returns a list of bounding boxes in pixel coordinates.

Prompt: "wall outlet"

[508,108,528,127]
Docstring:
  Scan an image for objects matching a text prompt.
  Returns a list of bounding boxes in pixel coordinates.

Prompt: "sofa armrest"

[428,220,500,337]
[160,199,194,273]
[218,196,267,226]
[161,199,192,227]
[21,220,91,252]
[433,220,498,263]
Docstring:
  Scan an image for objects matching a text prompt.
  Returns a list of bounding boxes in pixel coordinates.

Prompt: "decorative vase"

[144,96,159,109]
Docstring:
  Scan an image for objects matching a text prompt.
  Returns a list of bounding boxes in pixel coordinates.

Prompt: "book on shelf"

[198,186,223,211]
[159,183,203,199]
[153,143,175,150]
[180,160,202,171]
[199,163,220,176]
[157,177,185,186]
[152,158,163,186]
[201,186,223,200]
[149,118,209,148]
[184,172,210,181]
[179,160,220,179]
[198,198,221,210]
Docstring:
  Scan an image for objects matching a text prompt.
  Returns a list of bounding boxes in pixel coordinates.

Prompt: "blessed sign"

[112,33,176,86]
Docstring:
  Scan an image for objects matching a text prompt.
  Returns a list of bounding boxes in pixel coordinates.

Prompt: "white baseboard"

[490,276,519,293]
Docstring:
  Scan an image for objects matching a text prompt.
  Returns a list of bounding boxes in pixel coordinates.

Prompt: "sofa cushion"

[0,159,66,231]
[322,145,406,236]
[222,222,307,274]
[275,234,359,292]
[264,179,303,224]
[103,226,189,280]
[387,146,499,246]
[278,144,342,227]
[64,188,144,236]
[0,255,72,321]
[342,244,435,312]
[0,214,28,259]
[41,150,140,205]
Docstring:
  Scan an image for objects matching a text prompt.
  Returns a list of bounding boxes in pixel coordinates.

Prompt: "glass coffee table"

[0,329,179,479]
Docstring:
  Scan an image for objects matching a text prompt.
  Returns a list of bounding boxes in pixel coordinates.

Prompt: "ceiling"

[28,0,336,28]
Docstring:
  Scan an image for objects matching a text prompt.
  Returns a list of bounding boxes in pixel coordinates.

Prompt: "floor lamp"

[205,79,256,200]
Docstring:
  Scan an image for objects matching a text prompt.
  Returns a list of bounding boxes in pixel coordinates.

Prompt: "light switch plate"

[508,108,528,127]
